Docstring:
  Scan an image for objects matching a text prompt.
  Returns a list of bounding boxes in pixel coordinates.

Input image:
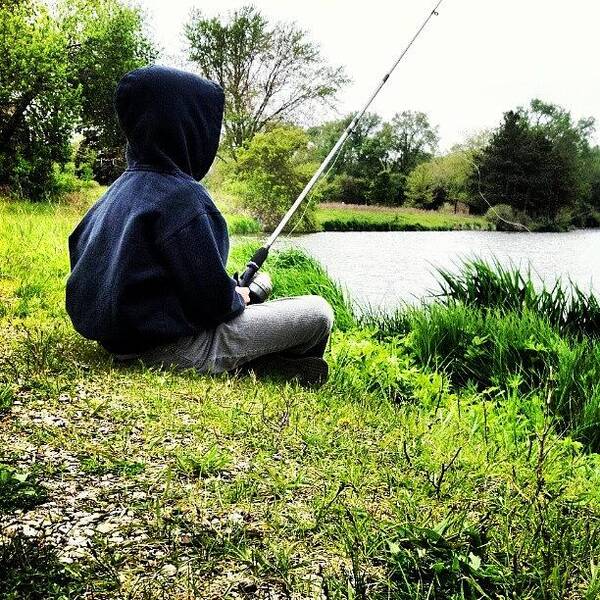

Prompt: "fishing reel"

[248,271,272,304]
[236,270,272,304]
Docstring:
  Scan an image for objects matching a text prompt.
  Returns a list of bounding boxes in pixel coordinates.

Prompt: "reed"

[434,259,600,338]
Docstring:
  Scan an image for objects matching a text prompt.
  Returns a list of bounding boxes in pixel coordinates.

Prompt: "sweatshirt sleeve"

[159,212,245,327]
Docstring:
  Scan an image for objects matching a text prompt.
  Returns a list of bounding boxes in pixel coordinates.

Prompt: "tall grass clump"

[435,259,600,338]
[403,303,600,443]
[229,243,356,331]
[222,213,261,234]
[366,260,600,450]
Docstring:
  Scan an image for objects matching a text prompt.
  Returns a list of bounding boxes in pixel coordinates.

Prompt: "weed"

[175,446,231,479]
[0,465,47,513]
[80,456,145,477]
[0,532,85,600]
[0,384,13,413]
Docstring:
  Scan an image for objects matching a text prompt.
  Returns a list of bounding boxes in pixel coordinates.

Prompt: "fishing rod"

[239,0,447,295]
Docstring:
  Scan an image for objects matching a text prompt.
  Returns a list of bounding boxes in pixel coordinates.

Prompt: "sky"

[138,0,600,151]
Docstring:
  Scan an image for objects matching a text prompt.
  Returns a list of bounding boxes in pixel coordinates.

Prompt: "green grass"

[435,259,600,338]
[2,199,600,598]
[222,212,261,234]
[317,203,491,232]
[362,262,600,451]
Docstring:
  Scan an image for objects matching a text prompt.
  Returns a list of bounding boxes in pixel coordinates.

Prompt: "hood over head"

[115,65,224,181]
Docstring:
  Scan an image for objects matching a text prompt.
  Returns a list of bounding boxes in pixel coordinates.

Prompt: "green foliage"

[0,465,47,513]
[226,125,317,231]
[0,0,80,200]
[185,5,347,154]
[483,203,530,231]
[405,151,473,211]
[221,213,261,234]
[228,243,355,331]
[360,260,600,449]
[329,329,442,404]
[175,446,231,479]
[0,0,155,199]
[80,455,145,477]
[472,100,596,224]
[573,146,600,227]
[0,533,89,600]
[65,0,156,183]
[52,161,99,196]
[404,303,600,449]
[325,512,519,598]
[0,384,13,413]
[386,111,440,176]
[317,204,490,232]
[310,111,439,206]
[435,259,600,338]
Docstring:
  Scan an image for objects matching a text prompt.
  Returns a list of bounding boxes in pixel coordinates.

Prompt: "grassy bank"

[317,203,491,232]
[19,186,491,234]
[2,200,600,598]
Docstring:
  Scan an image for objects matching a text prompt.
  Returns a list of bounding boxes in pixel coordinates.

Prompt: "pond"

[281,230,600,312]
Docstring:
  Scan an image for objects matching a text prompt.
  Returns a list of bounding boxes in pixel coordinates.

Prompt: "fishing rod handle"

[239,246,269,287]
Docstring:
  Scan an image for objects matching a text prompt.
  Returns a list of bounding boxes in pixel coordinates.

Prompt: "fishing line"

[463,154,531,232]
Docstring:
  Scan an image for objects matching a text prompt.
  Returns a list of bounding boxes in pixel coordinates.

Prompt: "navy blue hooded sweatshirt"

[66,65,245,354]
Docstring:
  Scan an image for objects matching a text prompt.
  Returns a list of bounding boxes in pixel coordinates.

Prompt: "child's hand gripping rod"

[239,0,445,289]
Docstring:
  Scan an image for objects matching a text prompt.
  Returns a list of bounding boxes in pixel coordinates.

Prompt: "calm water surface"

[282,230,600,312]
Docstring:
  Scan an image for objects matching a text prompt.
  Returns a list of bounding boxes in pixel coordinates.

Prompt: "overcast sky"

[138,0,600,151]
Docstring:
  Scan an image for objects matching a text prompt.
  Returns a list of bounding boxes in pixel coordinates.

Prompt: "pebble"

[96,521,117,534]
[161,564,177,577]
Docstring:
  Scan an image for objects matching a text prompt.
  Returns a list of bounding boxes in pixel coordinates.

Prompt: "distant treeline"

[304,99,600,231]
[2,1,599,231]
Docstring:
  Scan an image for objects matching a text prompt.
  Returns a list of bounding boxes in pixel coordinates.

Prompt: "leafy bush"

[226,125,317,232]
[313,174,369,205]
[222,213,261,234]
[52,162,98,196]
[329,329,443,404]
[405,151,473,211]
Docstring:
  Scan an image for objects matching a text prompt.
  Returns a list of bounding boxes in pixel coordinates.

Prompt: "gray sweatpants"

[118,295,334,374]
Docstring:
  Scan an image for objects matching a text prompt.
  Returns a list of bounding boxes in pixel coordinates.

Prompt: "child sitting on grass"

[66,65,333,386]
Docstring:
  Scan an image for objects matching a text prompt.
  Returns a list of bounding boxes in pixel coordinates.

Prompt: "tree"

[63,0,156,183]
[472,101,595,222]
[185,6,347,154]
[575,146,600,226]
[309,113,391,204]
[472,110,557,216]
[0,0,156,198]
[405,151,473,211]
[0,0,79,199]
[308,111,438,205]
[225,125,316,231]
[385,111,439,176]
